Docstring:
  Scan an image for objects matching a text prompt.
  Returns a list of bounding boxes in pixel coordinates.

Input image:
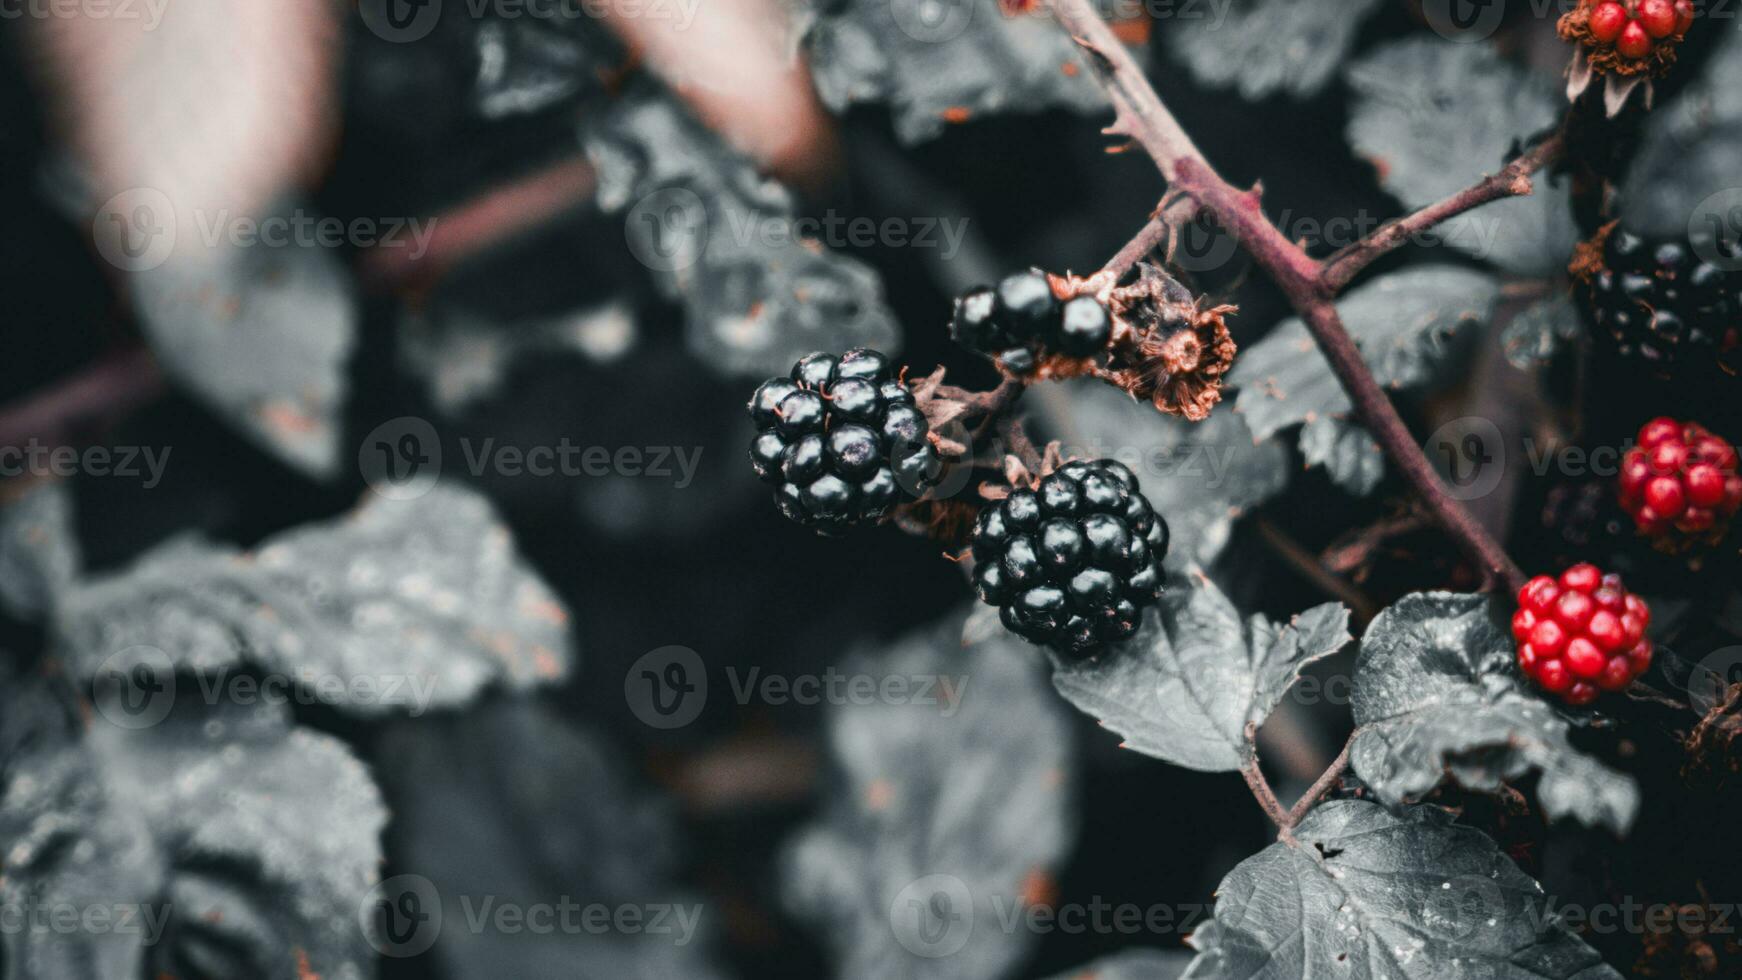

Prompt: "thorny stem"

[1240,722,1295,841]
[1047,0,1528,595]
[1286,733,1355,828]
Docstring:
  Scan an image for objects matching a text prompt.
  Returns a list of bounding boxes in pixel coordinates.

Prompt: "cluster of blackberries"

[970,459,1169,656]
[951,270,1112,373]
[1587,226,1741,379]
[747,349,941,532]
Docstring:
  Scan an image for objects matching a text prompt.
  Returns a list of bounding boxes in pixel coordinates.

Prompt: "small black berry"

[1055,296,1112,356]
[995,270,1058,341]
[971,459,1170,656]
[999,348,1037,375]
[951,286,1006,350]
[746,348,943,532]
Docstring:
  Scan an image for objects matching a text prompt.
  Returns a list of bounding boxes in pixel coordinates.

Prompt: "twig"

[1099,206,1173,281]
[1286,732,1354,827]
[1254,517,1380,626]
[1045,0,1526,594]
[1240,722,1294,841]
[0,346,166,451]
[997,412,1045,474]
[1320,131,1566,294]
[1321,509,1432,577]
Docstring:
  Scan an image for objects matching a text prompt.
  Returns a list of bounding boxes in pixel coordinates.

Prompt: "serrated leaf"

[585,85,899,377]
[1350,593,1639,834]
[1232,267,1499,446]
[0,481,80,620]
[1622,32,1742,237]
[1,680,383,980]
[55,484,572,717]
[1046,949,1194,980]
[374,699,725,977]
[1300,415,1385,496]
[1182,799,1622,980]
[400,299,638,413]
[1166,0,1383,100]
[1051,568,1351,772]
[1502,293,1584,370]
[1052,381,1289,568]
[1346,39,1578,277]
[128,216,357,477]
[790,0,1105,143]
[782,611,1075,980]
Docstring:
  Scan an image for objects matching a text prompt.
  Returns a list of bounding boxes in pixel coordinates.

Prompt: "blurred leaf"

[127,217,357,478]
[782,611,1075,980]
[1231,267,1498,482]
[1346,39,1577,277]
[400,299,638,414]
[0,481,80,620]
[1046,949,1194,979]
[1053,381,1289,569]
[1166,0,1383,100]
[1182,800,1622,980]
[1052,568,1350,773]
[56,484,572,718]
[374,699,725,977]
[1623,32,1742,236]
[473,17,621,119]
[585,85,899,377]
[1502,293,1584,370]
[1300,416,1384,496]
[790,0,1105,143]
[1,677,382,980]
[1350,593,1639,834]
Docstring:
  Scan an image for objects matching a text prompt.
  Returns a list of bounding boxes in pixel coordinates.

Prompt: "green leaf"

[782,611,1076,980]
[1502,293,1584,370]
[1052,381,1289,569]
[55,484,573,718]
[1346,39,1578,277]
[1,679,383,980]
[791,0,1105,143]
[584,84,899,378]
[1167,0,1383,100]
[1182,800,1622,980]
[1350,593,1639,834]
[1052,568,1351,772]
[400,299,637,414]
[1231,267,1498,483]
[1300,416,1385,496]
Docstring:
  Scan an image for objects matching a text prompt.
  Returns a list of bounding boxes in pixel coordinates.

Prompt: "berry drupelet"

[1585,225,1742,379]
[1619,416,1742,542]
[969,459,1169,657]
[748,349,942,532]
[1513,564,1652,706]
[951,270,1113,370]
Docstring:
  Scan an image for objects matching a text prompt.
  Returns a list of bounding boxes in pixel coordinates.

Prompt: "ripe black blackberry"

[951,270,1112,370]
[969,459,1169,656]
[1585,225,1742,380]
[747,349,943,533]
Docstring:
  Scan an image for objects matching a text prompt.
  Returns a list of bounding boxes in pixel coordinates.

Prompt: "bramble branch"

[1286,733,1355,827]
[1320,131,1567,293]
[1240,722,1294,841]
[1049,0,1526,594]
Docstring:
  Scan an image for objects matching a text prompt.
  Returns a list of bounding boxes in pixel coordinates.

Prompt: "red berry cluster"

[1513,564,1652,706]
[1619,417,1742,540]
[1587,0,1692,59]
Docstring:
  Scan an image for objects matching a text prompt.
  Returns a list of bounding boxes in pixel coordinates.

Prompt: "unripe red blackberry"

[747,349,942,533]
[970,459,1169,657]
[1618,416,1742,543]
[1513,564,1652,706]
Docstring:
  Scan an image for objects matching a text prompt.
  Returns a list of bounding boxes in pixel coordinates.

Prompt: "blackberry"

[1585,226,1742,380]
[747,349,942,532]
[950,270,1113,362]
[969,459,1169,656]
